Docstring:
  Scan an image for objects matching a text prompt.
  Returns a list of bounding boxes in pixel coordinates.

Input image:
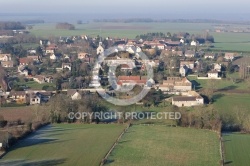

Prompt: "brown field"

[0,106,35,122]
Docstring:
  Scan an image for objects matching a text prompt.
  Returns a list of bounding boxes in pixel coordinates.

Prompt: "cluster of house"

[0,89,94,105]
[0,90,53,105]
[1,35,242,108]
[179,59,222,79]
[156,77,204,107]
[131,38,201,50]
[0,54,13,68]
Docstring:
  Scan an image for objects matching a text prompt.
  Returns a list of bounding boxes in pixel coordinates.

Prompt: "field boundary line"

[219,133,225,166]
[100,123,131,166]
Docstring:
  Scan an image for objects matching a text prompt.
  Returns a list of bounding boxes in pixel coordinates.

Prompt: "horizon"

[0,0,250,22]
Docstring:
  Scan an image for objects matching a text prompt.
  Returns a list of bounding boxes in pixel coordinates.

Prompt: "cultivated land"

[223,133,250,166]
[106,125,221,166]
[29,22,250,52]
[0,124,126,166]
[0,106,35,122]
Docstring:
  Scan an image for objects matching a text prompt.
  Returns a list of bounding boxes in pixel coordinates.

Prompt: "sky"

[0,0,249,21]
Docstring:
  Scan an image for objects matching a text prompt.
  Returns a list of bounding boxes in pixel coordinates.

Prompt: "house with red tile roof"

[19,57,34,66]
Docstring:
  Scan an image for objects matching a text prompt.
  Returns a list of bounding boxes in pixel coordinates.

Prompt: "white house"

[64,54,70,59]
[214,63,222,72]
[224,53,238,61]
[27,49,37,54]
[185,50,196,58]
[62,63,72,71]
[78,52,89,59]
[46,49,54,54]
[172,91,204,107]
[18,65,29,76]
[0,54,11,62]
[67,90,82,100]
[158,77,192,93]
[180,60,195,69]
[180,38,185,44]
[191,40,197,46]
[50,54,57,60]
[40,40,51,46]
[204,53,217,59]
[1,61,14,68]
[208,70,219,78]
[156,44,165,50]
[30,93,41,105]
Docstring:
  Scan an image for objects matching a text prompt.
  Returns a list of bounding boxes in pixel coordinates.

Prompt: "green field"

[223,133,250,166]
[29,22,250,52]
[213,93,250,115]
[30,22,213,39]
[106,125,220,166]
[0,124,126,166]
[18,81,55,90]
[211,32,250,52]
[188,76,248,90]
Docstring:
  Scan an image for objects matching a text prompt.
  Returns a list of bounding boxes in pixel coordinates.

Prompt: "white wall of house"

[0,54,11,61]
[174,85,192,91]
[191,41,197,46]
[46,49,54,54]
[172,100,202,107]
[179,66,188,77]
[30,96,41,105]
[208,72,219,78]
[71,92,82,100]
[50,54,57,60]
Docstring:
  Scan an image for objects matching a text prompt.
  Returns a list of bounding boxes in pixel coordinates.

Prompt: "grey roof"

[173,96,197,102]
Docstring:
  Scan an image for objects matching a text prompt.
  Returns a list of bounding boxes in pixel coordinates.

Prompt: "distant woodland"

[0,22,25,30]
[56,23,75,30]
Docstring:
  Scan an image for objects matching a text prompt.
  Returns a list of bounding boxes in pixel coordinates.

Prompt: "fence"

[100,123,131,166]
[219,133,225,166]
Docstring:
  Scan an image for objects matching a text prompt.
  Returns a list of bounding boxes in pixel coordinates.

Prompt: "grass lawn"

[106,125,221,166]
[18,81,55,90]
[223,133,250,166]
[13,43,39,49]
[0,124,126,166]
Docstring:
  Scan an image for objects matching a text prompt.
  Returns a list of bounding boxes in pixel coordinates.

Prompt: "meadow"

[187,76,249,90]
[213,93,250,115]
[106,125,221,166]
[223,133,250,166]
[0,124,126,166]
[29,22,250,52]
[187,76,250,115]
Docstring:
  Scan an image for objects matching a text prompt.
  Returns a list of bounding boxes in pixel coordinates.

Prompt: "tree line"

[0,22,25,30]
[56,23,75,30]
